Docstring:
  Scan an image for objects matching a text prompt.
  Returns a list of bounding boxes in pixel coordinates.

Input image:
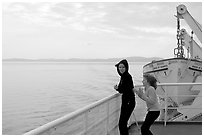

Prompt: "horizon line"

[2,56,163,60]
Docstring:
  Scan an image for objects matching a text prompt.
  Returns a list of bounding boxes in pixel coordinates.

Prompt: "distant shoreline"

[2,56,163,62]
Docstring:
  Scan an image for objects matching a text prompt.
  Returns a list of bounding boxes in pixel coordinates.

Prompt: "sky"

[2,1,202,59]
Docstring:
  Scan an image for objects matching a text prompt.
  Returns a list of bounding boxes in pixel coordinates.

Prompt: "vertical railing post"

[84,111,88,134]
[106,101,109,134]
[164,86,167,126]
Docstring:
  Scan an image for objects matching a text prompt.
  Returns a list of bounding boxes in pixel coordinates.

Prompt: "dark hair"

[115,59,129,76]
[143,74,157,89]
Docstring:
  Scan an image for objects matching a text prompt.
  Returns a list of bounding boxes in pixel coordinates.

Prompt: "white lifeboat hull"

[143,58,202,106]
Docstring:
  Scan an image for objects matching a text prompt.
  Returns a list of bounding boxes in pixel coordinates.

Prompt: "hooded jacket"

[115,59,135,99]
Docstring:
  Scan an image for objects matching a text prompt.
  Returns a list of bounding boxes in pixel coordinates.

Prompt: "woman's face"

[118,63,126,74]
[142,77,148,86]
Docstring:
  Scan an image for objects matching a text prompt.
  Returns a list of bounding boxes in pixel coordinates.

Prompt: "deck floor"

[129,122,202,135]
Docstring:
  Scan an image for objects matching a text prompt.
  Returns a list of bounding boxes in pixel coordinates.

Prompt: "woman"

[134,74,160,135]
[114,59,135,135]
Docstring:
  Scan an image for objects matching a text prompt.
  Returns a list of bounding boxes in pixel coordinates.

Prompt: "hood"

[115,59,129,76]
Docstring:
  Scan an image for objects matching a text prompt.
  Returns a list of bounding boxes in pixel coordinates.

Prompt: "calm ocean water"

[2,62,147,135]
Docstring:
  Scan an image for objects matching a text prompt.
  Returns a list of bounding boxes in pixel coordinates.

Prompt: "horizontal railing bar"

[161,107,202,109]
[135,107,202,110]
[135,83,201,87]
[158,83,202,86]
[163,95,202,97]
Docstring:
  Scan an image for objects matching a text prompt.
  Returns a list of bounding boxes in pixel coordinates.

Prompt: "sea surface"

[2,62,147,135]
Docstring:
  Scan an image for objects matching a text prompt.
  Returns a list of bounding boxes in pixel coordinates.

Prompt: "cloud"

[2,2,202,59]
[2,2,174,34]
[132,26,175,35]
[3,2,202,45]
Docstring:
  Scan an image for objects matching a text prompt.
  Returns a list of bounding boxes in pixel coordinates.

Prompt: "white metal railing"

[25,82,202,135]
[24,93,122,135]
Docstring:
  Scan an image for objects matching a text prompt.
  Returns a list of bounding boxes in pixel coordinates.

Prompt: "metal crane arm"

[177,4,202,43]
[180,29,202,60]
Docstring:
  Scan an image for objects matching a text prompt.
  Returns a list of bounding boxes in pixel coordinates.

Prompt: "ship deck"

[129,121,202,135]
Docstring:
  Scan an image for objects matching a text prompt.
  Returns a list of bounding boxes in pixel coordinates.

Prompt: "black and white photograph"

[2,1,202,135]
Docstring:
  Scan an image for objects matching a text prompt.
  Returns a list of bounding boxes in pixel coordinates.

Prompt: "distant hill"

[2,56,163,62]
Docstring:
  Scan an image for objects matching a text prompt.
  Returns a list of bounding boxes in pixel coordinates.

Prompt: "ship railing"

[25,82,202,135]
[135,82,202,126]
[24,93,122,135]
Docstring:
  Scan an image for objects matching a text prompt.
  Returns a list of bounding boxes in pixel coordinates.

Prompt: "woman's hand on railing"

[114,84,118,90]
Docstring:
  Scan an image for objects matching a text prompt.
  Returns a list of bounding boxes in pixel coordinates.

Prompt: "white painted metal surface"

[143,58,202,105]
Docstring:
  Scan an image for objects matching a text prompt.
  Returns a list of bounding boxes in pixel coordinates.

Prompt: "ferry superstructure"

[143,4,202,122]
